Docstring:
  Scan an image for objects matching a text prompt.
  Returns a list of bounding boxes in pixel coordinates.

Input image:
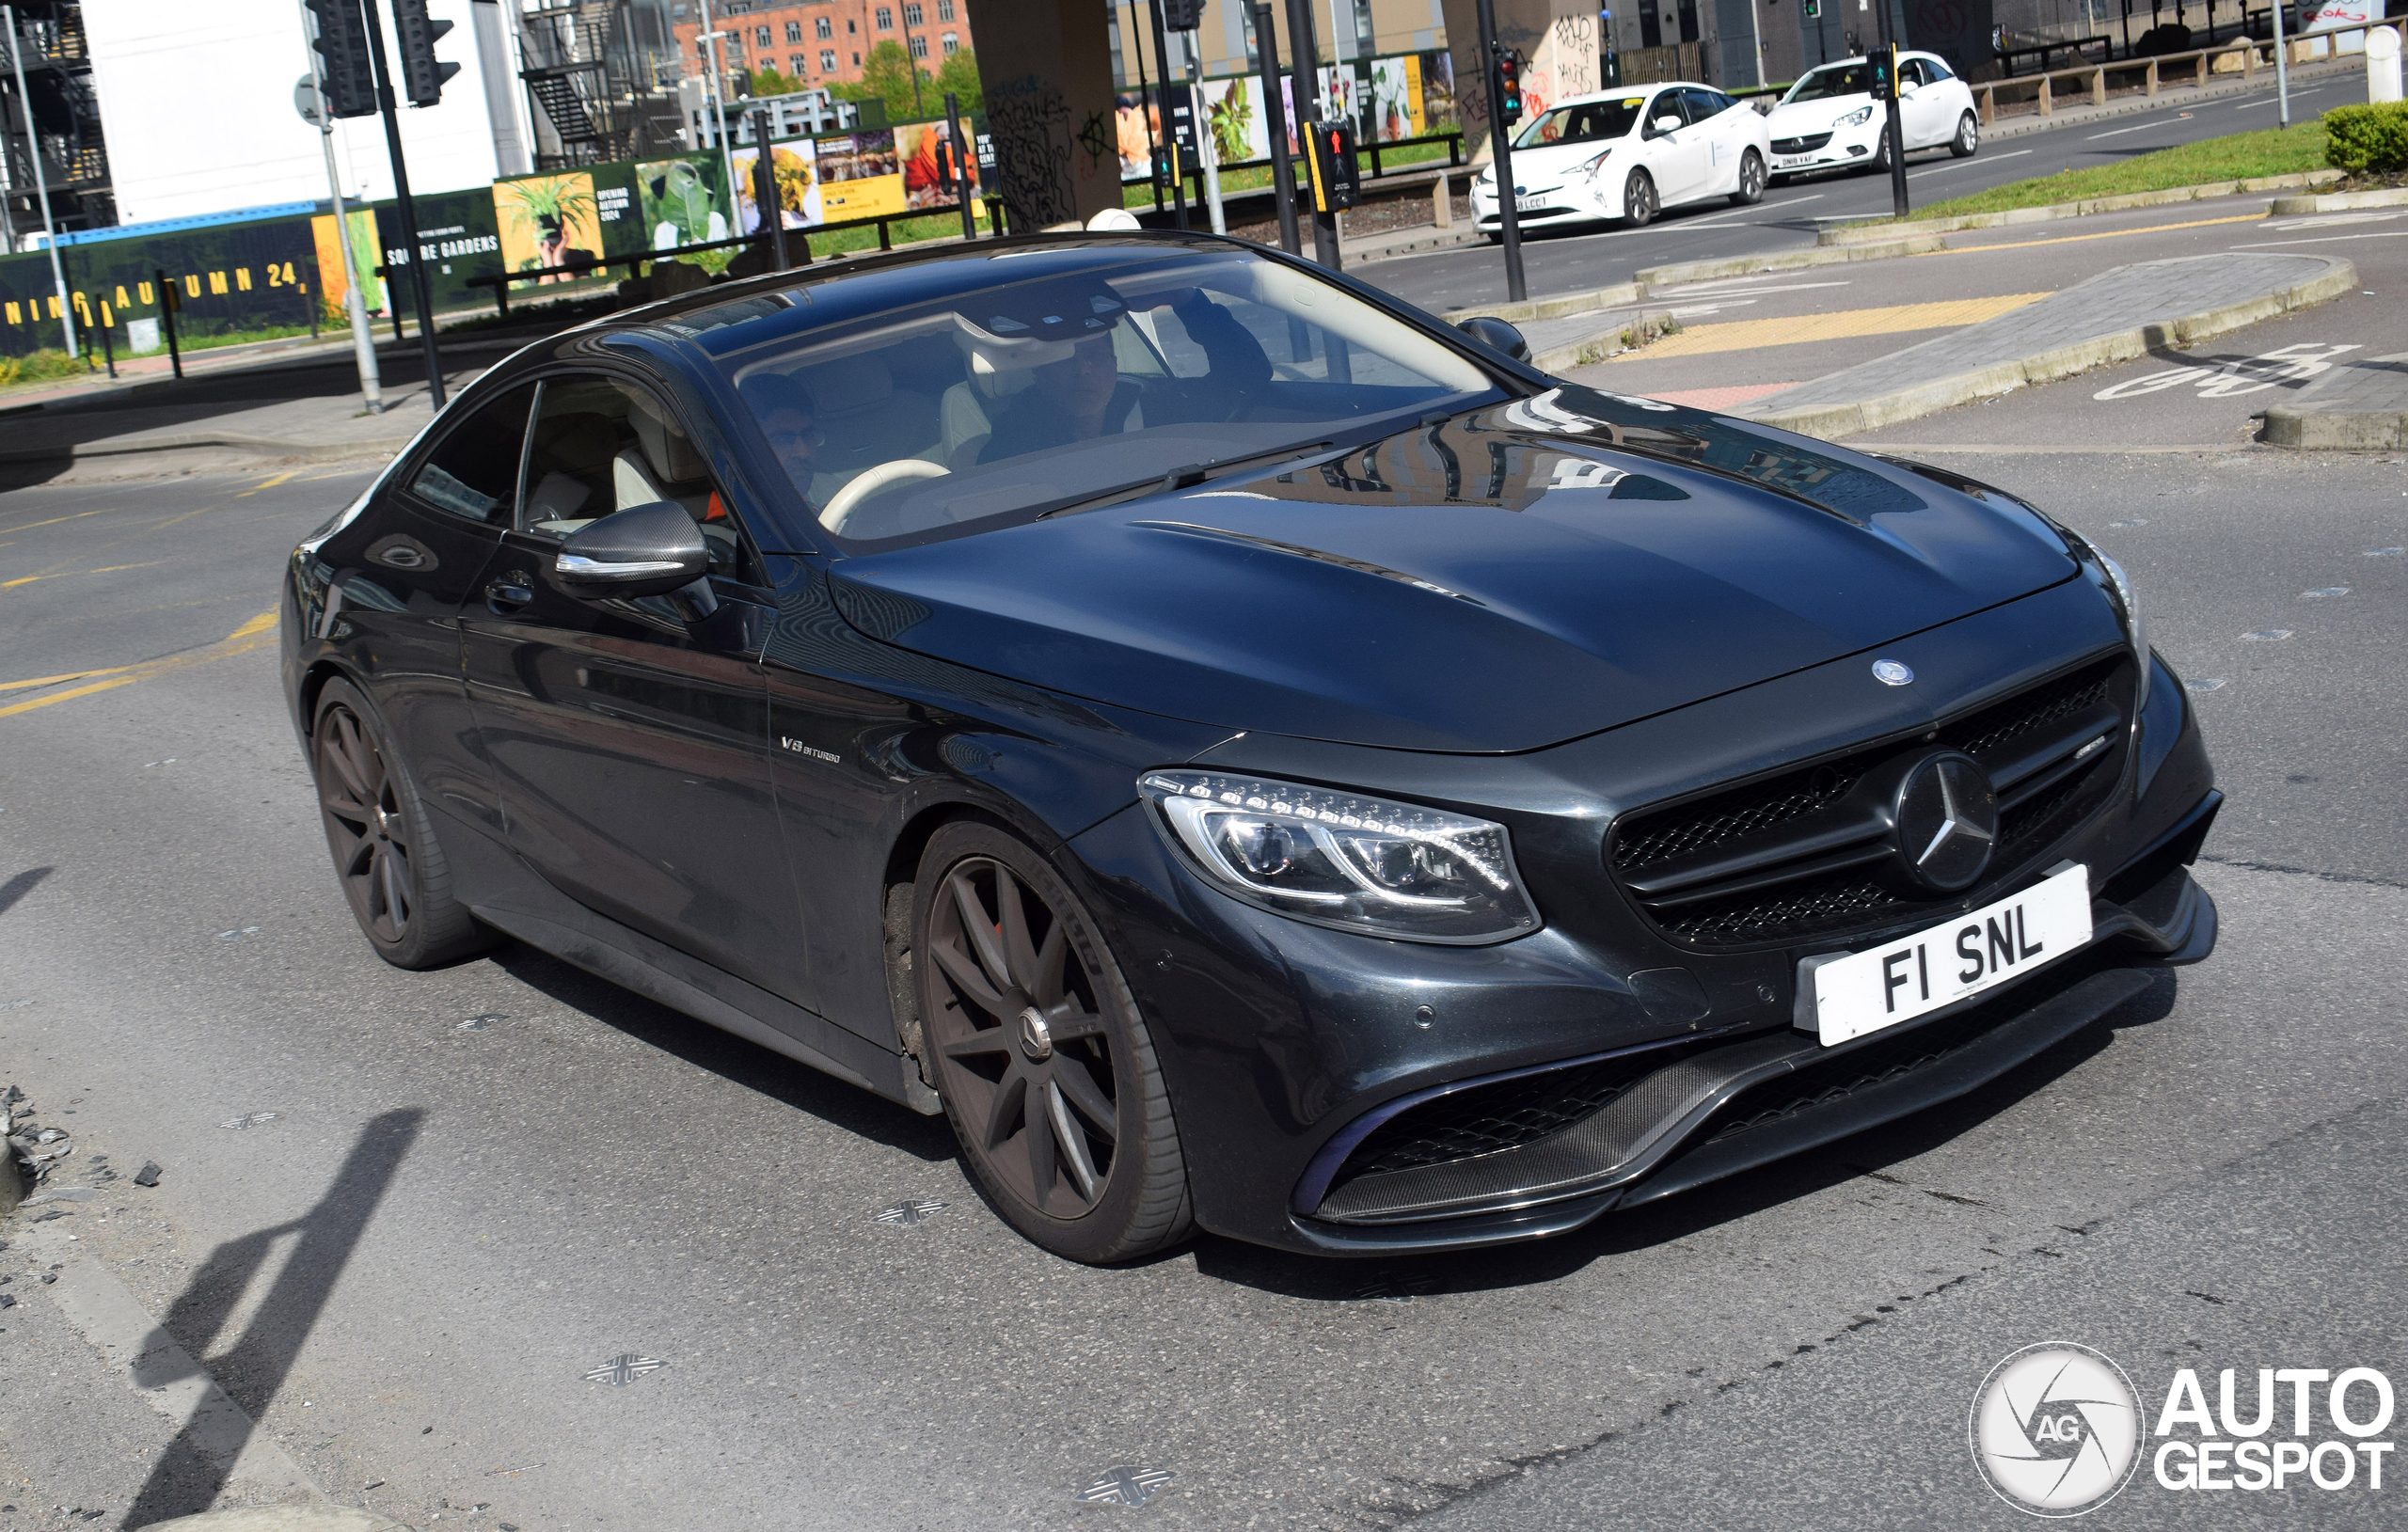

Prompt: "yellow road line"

[1931,213,2266,255]
[1614,292,2050,361]
[237,470,296,498]
[0,507,110,536]
[0,665,139,692]
[0,559,170,590]
[0,608,279,721]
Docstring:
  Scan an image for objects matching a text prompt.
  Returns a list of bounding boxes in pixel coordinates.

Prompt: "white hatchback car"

[1470,82,1775,236]
[1762,52,1981,182]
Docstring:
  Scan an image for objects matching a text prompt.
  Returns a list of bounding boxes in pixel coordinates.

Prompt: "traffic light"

[1803,0,1820,15]
[304,0,377,118]
[391,0,461,108]
[1160,0,1207,28]
[1868,46,1897,102]
[1306,119,1358,213]
[1495,49,1522,126]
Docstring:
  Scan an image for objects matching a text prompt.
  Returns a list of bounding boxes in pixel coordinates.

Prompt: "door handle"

[485,574,535,614]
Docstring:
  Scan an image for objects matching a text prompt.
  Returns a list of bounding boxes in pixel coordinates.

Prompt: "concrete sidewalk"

[2261,351,2408,448]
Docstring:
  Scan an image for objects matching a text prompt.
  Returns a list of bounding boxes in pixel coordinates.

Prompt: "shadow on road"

[0,865,53,919]
[121,1107,423,1526]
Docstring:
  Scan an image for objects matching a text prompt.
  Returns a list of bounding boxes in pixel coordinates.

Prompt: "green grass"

[0,347,89,387]
[1884,119,2332,222]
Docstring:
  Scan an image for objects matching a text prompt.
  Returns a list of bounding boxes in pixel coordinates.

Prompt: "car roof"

[1545,82,1692,109]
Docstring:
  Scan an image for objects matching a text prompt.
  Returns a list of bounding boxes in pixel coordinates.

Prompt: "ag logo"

[1970,1343,2141,1516]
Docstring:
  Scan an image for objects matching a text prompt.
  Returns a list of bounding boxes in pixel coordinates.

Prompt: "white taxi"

[1762,52,1981,182]
[1470,82,1776,235]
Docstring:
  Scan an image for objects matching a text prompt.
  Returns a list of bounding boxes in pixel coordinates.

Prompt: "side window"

[1642,93,1673,135]
[1922,57,1954,83]
[402,384,534,524]
[519,374,758,582]
[1680,88,1721,123]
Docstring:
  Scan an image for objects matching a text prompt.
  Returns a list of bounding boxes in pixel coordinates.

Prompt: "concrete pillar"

[963,0,1122,230]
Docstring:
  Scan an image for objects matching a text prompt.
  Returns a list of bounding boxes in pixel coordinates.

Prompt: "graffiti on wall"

[987,74,1077,229]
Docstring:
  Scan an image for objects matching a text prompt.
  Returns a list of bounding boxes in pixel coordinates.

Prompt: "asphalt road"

[1351,66,2376,316]
[2,285,2403,1532]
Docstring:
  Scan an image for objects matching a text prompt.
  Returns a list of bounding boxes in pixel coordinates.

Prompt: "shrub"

[2322,102,2408,176]
[0,348,87,387]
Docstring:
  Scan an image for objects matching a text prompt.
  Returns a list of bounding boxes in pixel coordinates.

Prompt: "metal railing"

[1977,37,2283,120]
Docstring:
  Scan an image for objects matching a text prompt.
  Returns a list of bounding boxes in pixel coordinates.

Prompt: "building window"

[903,2,923,24]
[875,8,893,31]
[753,24,770,45]
[937,0,954,19]
[908,32,927,57]
[790,53,807,73]
[815,15,831,39]
[851,49,861,63]
[942,31,958,54]
[784,20,801,42]
[820,48,836,71]
[847,19,856,32]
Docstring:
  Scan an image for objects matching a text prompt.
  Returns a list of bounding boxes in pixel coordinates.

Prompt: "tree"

[833,39,935,121]
[934,47,980,118]
[748,65,799,97]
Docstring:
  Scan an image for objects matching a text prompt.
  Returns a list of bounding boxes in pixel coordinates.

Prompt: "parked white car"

[1469,82,1775,236]
[1762,52,1981,182]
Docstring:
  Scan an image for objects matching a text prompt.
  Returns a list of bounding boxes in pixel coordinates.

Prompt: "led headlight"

[2044,515,2146,663]
[1837,104,1876,127]
[1138,770,1539,944]
[1580,148,1615,181]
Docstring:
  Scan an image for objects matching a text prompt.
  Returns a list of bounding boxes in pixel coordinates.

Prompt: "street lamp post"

[698,0,738,223]
[5,5,78,361]
[295,0,382,412]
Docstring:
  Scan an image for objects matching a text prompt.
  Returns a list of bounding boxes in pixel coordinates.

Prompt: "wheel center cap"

[1016,1006,1054,1063]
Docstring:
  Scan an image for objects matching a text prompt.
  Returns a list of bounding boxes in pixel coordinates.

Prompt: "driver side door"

[1899,59,1952,149]
[458,370,810,1005]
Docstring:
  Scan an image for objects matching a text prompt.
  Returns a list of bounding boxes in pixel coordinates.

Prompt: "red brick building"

[667,0,971,93]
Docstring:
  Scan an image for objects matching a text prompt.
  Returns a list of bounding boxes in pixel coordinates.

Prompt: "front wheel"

[1869,125,1896,175]
[1952,110,1980,158]
[1729,149,1766,206]
[1622,168,1658,229]
[912,819,1191,1264]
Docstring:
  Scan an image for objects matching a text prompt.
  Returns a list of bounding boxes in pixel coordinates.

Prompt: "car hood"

[826,388,2077,754]
[1766,98,1868,135]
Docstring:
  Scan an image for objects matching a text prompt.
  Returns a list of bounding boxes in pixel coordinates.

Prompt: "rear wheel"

[1729,149,1766,206]
[309,678,492,969]
[1622,168,1658,229]
[1952,110,1980,158]
[913,819,1191,1264]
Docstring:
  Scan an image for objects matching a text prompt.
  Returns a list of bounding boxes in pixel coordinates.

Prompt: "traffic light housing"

[304,0,377,118]
[1495,49,1522,126]
[1160,0,1208,29]
[1803,0,1820,15]
[391,0,461,108]
[1305,119,1358,213]
[1868,46,1897,102]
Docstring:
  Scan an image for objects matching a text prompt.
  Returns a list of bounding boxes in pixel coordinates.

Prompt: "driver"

[738,372,825,505]
[977,288,1273,465]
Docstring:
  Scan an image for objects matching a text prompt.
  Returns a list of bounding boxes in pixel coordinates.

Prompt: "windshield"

[716,247,1499,551]
[1784,63,1872,103]
[1513,95,1649,150]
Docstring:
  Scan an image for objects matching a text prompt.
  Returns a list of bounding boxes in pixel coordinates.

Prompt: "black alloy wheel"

[309,678,490,970]
[1952,111,1980,158]
[1730,150,1766,206]
[912,819,1190,1263]
[1623,167,1658,229]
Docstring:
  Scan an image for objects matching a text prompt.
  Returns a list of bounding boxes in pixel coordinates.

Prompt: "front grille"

[1771,133,1834,155]
[1323,1040,1719,1197]
[1608,655,2133,950]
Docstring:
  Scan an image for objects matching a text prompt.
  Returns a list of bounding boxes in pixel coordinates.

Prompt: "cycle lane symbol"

[2092,342,2363,402]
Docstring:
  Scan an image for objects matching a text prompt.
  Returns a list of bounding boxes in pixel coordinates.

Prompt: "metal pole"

[1189,26,1225,234]
[900,6,922,117]
[1284,0,1338,266]
[750,107,788,268]
[1872,8,1909,219]
[156,267,182,378]
[699,0,739,235]
[1474,0,1526,302]
[1130,2,1163,211]
[2273,0,2292,125]
[945,90,975,240]
[299,0,382,412]
[1148,0,1188,229]
[6,5,76,360]
[357,0,447,410]
[97,297,113,376]
[1251,4,1301,255]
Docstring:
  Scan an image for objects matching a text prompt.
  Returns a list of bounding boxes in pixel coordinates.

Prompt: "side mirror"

[549,501,710,600]
[1653,114,1684,135]
[1455,315,1531,364]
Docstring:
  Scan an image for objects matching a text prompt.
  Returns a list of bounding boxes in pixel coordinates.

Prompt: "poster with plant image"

[733,140,822,231]
[495,171,600,283]
[637,155,732,250]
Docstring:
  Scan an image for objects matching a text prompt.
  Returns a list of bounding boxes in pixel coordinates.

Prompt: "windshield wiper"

[1034,441,1336,520]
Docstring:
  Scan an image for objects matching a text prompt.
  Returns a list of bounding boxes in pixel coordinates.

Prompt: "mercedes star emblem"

[1871,659,1915,687]
[1892,751,1997,892]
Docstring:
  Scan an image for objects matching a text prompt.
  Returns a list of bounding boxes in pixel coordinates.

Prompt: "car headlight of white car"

[1579,149,1614,182]
[1837,104,1876,128]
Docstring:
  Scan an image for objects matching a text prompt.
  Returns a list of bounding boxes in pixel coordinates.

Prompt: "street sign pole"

[750,108,789,269]
[944,91,976,241]
[1475,0,1527,302]
[1187,28,1226,234]
[1283,0,1339,267]
[2271,0,2291,128]
[1148,0,1188,230]
[355,0,446,409]
[295,9,384,413]
[5,4,78,361]
[1872,4,1909,219]
[1250,4,1302,256]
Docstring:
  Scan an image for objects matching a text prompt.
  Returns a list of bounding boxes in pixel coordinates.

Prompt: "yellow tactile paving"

[1615,292,2052,360]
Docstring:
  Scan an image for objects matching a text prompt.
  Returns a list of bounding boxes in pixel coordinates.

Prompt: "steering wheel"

[818,457,951,534]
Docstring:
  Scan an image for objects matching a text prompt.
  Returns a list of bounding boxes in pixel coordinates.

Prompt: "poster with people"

[816,129,906,221]
[1117,93,1158,182]
[897,120,981,213]
[494,171,600,283]
[732,140,821,232]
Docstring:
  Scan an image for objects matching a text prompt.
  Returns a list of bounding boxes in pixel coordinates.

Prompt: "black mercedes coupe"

[280,232,2219,1263]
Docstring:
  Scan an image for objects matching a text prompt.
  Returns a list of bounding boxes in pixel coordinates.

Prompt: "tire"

[309,677,494,970]
[1868,125,1896,175]
[911,819,1191,1264]
[1729,149,1766,206]
[1951,110,1979,158]
[1622,167,1658,229]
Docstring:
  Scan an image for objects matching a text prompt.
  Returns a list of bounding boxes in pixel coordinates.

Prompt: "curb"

[1737,257,2359,439]
[2261,403,2408,448]
[2266,185,2408,214]
[0,432,413,467]
[1443,281,1644,324]
[1349,224,1488,261]
[1635,237,1949,289]
[1818,170,2345,245]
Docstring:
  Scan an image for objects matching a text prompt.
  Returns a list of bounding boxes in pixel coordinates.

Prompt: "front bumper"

[1470,177,1616,230]
[1769,121,1879,175]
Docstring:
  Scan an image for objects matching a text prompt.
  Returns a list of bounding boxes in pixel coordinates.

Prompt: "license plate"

[1798,864,2093,1047]
[1776,155,1809,167]
[1514,195,1551,212]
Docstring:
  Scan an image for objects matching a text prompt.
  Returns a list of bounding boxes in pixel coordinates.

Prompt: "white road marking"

[1653,278,1855,297]
[2086,117,2191,140]
[2237,88,2324,109]
[2230,230,2408,246]
[1909,149,2033,177]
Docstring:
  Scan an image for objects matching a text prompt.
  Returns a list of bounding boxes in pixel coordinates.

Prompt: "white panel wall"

[82,0,510,226]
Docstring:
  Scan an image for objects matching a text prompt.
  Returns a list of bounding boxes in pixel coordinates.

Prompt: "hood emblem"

[1893,751,1997,892]
[1871,659,1914,687]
